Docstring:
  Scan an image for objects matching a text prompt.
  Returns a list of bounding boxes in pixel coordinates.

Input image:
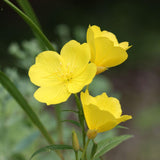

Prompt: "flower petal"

[97,121,117,133]
[34,83,71,105]
[28,51,63,87]
[81,91,132,133]
[102,31,119,46]
[119,42,131,50]
[67,63,96,93]
[94,37,128,68]
[116,115,132,124]
[88,25,102,38]
[81,90,122,118]
[80,100,116,132]
[87,26,96,62]
[91,93,122,118]
[60,40,90,77]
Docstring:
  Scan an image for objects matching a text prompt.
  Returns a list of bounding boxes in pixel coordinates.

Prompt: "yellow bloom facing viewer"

[87,25,131,74]
[81,90,132,138]
[29,40,96,105]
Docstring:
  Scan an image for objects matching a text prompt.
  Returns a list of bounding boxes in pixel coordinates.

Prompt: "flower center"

[55,64,73,83]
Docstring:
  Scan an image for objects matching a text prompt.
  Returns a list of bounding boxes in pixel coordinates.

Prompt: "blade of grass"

[3,0,55,51]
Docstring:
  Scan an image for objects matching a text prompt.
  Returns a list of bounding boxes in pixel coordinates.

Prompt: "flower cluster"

[29,25,132,136]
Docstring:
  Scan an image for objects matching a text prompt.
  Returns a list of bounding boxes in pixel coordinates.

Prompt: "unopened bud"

[87,129,97,139]
[72,131,80,151]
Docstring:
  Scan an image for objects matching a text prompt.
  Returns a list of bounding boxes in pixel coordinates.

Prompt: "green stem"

[74,94,86,148]
[81,139,90,160]
[75,151,78,160]
[3,0,55,51]
[55,105,63,144]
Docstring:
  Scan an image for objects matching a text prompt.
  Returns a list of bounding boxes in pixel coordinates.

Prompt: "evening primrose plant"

[1,1,133,160]
[28,35,132,159]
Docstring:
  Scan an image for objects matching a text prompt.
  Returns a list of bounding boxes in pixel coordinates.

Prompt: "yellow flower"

[29,40,96,105]
[87,25,131,74]
[80,90,132,134]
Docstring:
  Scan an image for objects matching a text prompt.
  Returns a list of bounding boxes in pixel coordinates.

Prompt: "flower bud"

[72,131,80,151]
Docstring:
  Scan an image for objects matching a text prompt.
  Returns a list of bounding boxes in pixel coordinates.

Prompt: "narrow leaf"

[61,120,80,127]
[30,144,73,160]
[3,0,54,51]
[94,135,133,159]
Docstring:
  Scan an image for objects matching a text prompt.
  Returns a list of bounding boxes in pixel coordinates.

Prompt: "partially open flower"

[87,25,131,74]
[29,40,96,105]
[80,90,132,134]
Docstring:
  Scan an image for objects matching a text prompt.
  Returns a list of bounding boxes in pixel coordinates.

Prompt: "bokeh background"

[0,0,160,160]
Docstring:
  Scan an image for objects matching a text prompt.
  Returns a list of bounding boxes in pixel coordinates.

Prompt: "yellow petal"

[92,93,122,118]
[94,37,128,68]
[28,51,63,87]
[97,115,132,133]
[60,40,91,77]
[80,89,95,105]
[80,101,116,132]
[97,120,117,133]
[81,91,116,131]
[89,25,102,38]
[81,91,132,133]
[88,25,119,45]
[116,115,132,124]
[68,63,96,93]
[34,83,71,105]
[119,42,131,50]
[87,26,96,62]
[102,31,119,46]
[82,90,122,118]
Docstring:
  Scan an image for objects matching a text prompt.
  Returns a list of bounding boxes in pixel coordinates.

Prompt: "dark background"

[1,0,160,159]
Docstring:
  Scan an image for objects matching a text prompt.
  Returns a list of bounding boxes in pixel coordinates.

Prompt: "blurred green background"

[0,0,160,160]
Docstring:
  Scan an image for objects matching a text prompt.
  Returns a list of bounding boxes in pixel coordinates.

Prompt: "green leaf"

[94,135,133,159]
[3,0,54,51]
[61,120,80,127]
[30,144,73,160]
[0,71,54,145]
